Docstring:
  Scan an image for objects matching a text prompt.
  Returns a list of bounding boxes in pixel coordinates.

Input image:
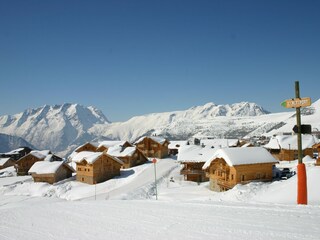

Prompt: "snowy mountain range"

[0,100,319,157]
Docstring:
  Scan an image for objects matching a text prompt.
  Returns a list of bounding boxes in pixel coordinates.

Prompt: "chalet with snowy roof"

[135,136,169,159]
[0,157,14,170]
[263,134,318,161]
[71,151,123,184]
[0,147,32,160]
[107,146,148,168]
[200,139,240,148]
[168,140,189,156]
[202,147,278,192]
[178,145,216,183]
[74,142,99,153]
[313,143,320,166]
[96,141,133,152]
[14,150,62,176]
[28,161,75,184]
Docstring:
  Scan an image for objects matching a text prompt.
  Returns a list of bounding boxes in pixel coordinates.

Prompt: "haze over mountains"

[0,100,319,157]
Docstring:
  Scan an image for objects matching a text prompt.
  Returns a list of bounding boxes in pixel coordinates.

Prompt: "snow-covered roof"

[107,146,137,157]
[44,154,57,162]
[178,145,217,163]
[0,158,11,166]
[264,135,319,150]
[74,142,99,152]
[203,147,278,169]
[168,141,188,149]
[71,151,103,164]
[241,142,252,148]
[98,141,128,148]
[28,161,74,174]
[5,148,25,154]
[71,151,124,165]
[200,139,239,148]
[135,136,168,145]
[29,150,51,160]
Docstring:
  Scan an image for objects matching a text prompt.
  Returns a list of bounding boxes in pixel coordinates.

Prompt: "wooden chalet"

[203,147,278,192]
[177,145,216,183]
[1,147,32,160]
[0,157,15,170]
[74,142,98,153]
[107,146,148,169]
[71,151,123,184]
[28,161,75,184]
[15,150,62,176]
[96,141,133,152]
[135,136,169,159]
[264,135,317,161]
[168,141,189,156]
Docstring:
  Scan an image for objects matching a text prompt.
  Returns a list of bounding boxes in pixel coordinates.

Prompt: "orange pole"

[295,81,308,205]
[297,163,307,204]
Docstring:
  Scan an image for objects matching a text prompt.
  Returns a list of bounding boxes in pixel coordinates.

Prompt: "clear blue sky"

[1,0,319,122]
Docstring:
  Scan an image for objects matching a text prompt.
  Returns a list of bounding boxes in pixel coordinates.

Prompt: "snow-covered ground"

[0,158,320,239]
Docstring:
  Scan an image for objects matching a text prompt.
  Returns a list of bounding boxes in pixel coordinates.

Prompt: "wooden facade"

[205,158,275,192]
[75,152,123,184]
[180,162,208,183]
[29,162,74,184]
[15,151,61,176]
[135,137,169,159]
[268,148,313,161]
[15,153,46,176]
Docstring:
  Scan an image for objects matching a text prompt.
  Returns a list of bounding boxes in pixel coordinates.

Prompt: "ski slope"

[0,158,320,239]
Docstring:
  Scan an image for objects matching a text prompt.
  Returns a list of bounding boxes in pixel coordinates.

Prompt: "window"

[231,174,234,180]
[241,175,245,182]
[256,173,261,179]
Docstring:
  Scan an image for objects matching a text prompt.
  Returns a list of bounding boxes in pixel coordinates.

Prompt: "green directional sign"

[281,97,311,108]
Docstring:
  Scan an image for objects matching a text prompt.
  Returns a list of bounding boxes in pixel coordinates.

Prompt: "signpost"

[152,158,158,200]
[281,81,311,205]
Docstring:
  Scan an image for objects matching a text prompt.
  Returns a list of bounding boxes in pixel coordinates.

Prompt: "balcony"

[180,169,205,176]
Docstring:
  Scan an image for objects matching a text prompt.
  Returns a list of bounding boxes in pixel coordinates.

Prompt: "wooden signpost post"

[281,81,311,205]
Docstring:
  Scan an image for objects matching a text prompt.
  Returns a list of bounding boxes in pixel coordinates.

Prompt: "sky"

[0,0,319,122]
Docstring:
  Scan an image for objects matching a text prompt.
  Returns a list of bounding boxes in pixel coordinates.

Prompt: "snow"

[135,136,167,145]
[70,151,124,165]
[97,140,127,148]
[0,158,11,166]
[71,151,102,164]
[168,140,188,149]
[177,145,217,163]
[28,161,65,174]
[28,150,51,159]
[0,157,320,239]
[200,138,239,148]
[203,147,278,169]
[107,146,136,157]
